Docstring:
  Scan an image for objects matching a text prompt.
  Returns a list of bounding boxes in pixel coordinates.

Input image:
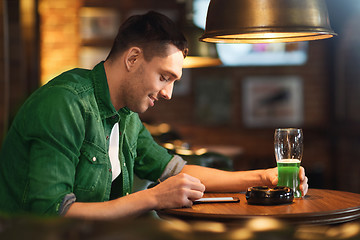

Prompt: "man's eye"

[161,75,170,82]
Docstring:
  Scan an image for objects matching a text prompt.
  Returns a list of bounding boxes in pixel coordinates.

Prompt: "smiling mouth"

[148,95,158,106]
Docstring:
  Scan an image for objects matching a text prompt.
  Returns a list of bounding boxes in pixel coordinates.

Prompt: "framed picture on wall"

[242,76,303,128]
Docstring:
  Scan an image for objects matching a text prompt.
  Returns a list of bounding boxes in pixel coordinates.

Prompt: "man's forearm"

[64,172,206,219]
[180,165,275,192]
[65,189,157,220]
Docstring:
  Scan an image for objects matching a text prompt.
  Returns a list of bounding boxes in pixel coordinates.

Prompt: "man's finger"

[178,173,206,192]
[182,173,202,183]
[300,176,308,196]
[189,182,206,192]
[187,189,204,201]
[299,166,306,181]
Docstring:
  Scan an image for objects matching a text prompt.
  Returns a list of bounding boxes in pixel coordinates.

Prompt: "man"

[0,11,308,219]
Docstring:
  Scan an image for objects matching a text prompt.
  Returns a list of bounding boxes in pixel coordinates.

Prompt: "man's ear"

[125,47,142,71]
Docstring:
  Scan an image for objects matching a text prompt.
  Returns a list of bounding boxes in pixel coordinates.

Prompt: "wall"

[0,0,39,142]
[39,0,82,85]
[327,0,360,193]
[0,0,8,141]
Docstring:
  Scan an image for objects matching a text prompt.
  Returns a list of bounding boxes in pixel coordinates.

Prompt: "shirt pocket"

[74,142,109,195]
[123,135,137,163]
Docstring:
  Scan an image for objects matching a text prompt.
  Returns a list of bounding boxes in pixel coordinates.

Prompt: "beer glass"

[274,128,303,198]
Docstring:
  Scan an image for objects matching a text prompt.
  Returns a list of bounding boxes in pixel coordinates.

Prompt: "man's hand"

[148,173,205,209]
[263,166,309,196]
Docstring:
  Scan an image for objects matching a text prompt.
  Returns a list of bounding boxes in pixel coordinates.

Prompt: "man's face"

[124,44,184,113]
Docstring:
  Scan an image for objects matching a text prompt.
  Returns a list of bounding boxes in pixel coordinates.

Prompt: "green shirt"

[0,62,174,216]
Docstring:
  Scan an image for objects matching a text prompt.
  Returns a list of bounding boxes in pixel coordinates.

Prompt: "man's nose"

[159,83,174,100]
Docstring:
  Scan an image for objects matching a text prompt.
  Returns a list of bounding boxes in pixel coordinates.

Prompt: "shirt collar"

[91,61,133,120]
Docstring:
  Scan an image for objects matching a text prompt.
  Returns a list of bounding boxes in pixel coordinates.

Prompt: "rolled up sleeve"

[159,155,187,181]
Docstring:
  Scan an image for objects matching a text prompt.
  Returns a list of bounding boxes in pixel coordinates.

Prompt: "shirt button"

[123,163,126,167]
[92,157,96,162]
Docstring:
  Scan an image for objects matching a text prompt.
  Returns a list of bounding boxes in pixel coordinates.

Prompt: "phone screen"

[194,197,240,203]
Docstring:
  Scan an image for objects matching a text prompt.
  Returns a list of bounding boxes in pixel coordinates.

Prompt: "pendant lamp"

[200,0,337,43]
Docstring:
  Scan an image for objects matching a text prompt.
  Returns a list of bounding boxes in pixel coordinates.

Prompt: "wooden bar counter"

[157,189,360,225]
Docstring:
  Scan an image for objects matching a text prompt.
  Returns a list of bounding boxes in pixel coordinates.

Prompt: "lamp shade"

[200,0,337,43]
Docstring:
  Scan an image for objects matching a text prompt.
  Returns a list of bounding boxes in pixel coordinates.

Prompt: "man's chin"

[129,106,150,114]
[137,108,148,114]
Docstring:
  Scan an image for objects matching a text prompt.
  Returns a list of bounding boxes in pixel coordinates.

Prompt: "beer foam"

[277,159,301,163]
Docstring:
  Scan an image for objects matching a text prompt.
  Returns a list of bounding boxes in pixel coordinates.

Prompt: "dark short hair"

[106,11,188,62]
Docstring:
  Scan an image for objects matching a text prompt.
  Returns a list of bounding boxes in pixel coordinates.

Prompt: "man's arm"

[65,165,308,219]
[65,189,157,220]
[65,173,205,220]
[180,165,309,196]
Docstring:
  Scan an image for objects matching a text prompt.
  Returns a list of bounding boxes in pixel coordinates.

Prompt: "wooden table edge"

[157,189,360,225]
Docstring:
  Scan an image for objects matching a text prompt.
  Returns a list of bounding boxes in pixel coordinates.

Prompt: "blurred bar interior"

[1,0,360,218]
[1,0,360,194]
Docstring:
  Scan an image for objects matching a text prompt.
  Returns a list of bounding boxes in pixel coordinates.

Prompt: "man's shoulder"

[48,68,94,94]
[22,68,96,115]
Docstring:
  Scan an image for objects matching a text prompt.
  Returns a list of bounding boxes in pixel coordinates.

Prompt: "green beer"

[277,159,301,198]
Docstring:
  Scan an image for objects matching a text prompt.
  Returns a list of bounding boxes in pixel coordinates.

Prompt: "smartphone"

[194,197,240,203]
